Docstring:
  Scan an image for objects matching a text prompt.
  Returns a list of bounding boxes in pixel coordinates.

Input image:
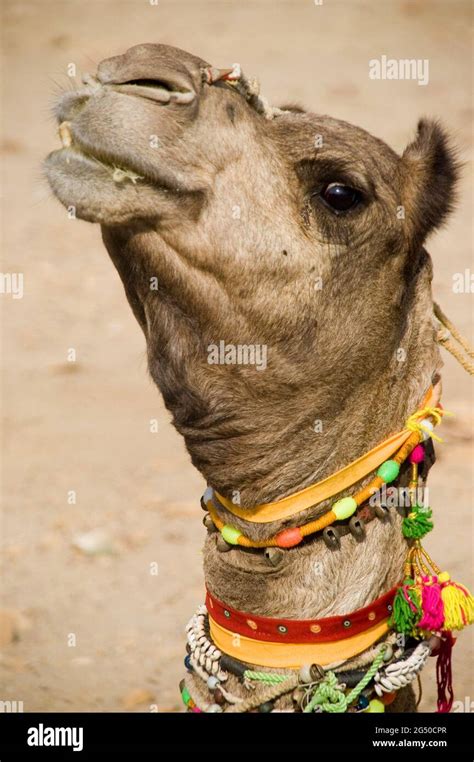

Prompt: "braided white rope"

[373,641,431,696]
[185,606,228,682]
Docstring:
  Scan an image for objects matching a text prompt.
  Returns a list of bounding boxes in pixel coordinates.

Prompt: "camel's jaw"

[44,126,178,225]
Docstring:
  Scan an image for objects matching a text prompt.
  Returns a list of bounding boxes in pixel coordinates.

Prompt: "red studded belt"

[205,586,398,668]
[206,586,396,643]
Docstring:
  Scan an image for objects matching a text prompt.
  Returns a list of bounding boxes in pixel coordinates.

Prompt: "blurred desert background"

[1,0,472,712]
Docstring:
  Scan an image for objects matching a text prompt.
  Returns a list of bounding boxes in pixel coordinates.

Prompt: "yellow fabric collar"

[213,385,438,524]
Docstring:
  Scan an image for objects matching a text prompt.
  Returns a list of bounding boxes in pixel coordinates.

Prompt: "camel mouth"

[44,116,184,224]
[44,114,189,224]
[54,121,146,186]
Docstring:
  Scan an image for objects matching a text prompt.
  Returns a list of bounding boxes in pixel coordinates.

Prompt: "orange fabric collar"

[213,385,438,524]
[208,616,389,669]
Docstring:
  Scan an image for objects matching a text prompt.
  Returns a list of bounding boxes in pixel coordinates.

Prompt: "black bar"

[0,711,472,757]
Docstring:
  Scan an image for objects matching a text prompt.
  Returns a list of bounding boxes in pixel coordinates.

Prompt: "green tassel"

[402,504,433,539]
[390,578,422,634]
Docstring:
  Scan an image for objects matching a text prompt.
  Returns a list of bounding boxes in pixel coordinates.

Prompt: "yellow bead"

[367,699,385,713]
[332,497,357,521]
[221,525,242,545]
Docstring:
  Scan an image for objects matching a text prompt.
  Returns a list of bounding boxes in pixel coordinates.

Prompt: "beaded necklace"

[204,397,443,549]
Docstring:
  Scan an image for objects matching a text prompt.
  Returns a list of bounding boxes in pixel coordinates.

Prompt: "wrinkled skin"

[45,44,459,712]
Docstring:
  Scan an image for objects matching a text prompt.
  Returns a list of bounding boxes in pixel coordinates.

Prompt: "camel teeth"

[112,167,143,184]
[59,121,73,148]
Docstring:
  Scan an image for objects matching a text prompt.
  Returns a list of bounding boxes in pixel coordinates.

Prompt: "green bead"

[376,459,400,483]
[332,497,357,521]
[367,699,385,713]
[221,525,242,545]
[181,686,191,706]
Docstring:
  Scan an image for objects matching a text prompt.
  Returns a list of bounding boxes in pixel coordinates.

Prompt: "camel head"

[44,44,460,504]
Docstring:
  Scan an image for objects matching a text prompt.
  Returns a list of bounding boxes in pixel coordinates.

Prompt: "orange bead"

[276,527,303,548]
[381,691,397,706]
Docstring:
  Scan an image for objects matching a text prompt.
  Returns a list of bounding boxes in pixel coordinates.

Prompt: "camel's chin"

[44,147,163,224]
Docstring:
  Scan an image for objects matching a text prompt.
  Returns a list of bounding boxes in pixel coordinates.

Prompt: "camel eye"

[320,183,361,213]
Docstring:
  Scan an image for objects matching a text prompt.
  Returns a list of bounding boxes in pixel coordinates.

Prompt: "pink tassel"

[436,632,455,713]
[418,575,445,631]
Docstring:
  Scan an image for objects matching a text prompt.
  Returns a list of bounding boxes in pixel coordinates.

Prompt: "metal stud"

[277,624,288,634]
[310,663,325,681]
[322,526,341,550]
[374,503,390,520]
[264,547,285,567]
[348,516,366,541]
[202,513,217,532]
[299,663,325,684]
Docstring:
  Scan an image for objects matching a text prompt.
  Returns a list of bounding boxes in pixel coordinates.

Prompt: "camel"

[45,44,472,714]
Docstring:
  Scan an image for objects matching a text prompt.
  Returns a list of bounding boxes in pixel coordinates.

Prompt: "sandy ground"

[1,0,472,713]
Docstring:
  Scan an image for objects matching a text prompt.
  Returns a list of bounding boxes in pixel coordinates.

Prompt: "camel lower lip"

[50,141,145,185]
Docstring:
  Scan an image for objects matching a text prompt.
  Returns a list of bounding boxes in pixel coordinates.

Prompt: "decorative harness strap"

[212,387,437,525]
[206,587,397,669]
[204,389,445,549]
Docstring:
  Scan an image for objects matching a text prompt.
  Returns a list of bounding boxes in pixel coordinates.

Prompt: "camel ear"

[400,119,460,245]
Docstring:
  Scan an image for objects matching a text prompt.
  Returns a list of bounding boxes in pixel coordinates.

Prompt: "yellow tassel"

[405,406,452,443]
[439,572,474,631]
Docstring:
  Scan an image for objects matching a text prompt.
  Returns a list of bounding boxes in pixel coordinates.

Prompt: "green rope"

[243,644,388,713]
[344,644,387,706]
[303,671,346,713]
[243,670,287,684]
[303,643,387,713]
